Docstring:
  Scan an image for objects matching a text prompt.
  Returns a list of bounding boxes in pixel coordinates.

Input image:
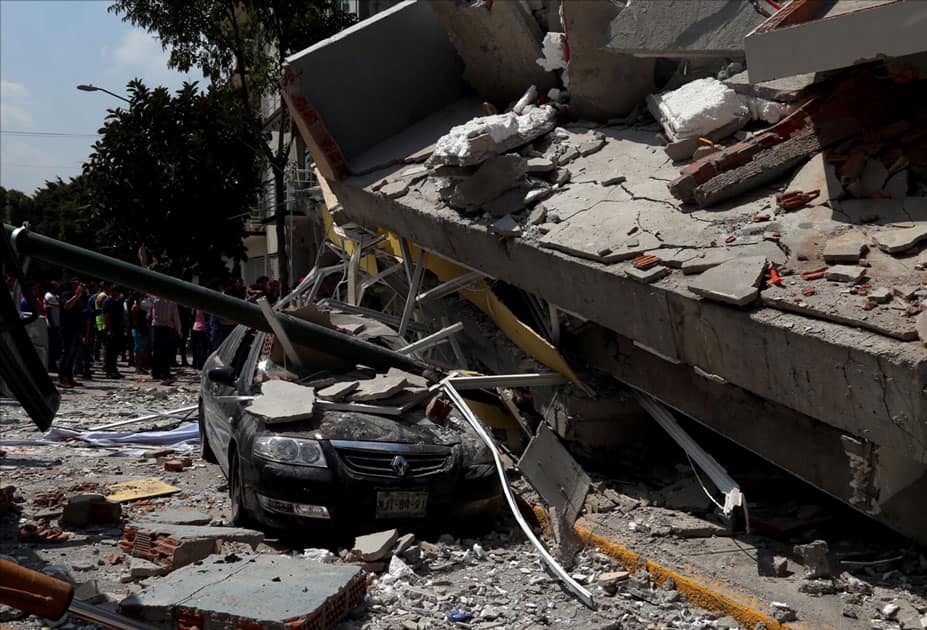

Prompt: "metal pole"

[5,225,425,374]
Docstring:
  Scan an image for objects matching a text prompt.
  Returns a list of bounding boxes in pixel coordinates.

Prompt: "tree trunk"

[274,168,289,292]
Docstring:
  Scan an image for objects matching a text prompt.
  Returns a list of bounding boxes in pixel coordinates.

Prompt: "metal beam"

[257,297,304,368]
[415,270,486,304]
[447,373,568,390]
[398,251,427,338]
[398,321,464,355]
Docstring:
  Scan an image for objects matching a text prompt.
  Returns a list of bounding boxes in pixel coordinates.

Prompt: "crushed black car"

[198,307,501,532]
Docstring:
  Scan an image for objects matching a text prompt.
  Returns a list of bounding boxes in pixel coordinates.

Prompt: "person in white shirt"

[44,280,61,373]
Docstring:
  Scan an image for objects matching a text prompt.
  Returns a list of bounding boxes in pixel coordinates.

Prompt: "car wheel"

[198,398,217,463]
[228,450,254,527]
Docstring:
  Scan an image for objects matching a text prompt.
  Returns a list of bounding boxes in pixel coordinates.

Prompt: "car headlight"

[253,436,327,468]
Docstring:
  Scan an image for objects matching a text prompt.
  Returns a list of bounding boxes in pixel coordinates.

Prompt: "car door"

[202,326,246,475]
[210,329,257,475]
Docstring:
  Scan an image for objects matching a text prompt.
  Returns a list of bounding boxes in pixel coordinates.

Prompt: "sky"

[0,0,204,194]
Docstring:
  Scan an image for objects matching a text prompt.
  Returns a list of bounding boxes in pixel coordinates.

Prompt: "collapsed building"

[278,0,927,545]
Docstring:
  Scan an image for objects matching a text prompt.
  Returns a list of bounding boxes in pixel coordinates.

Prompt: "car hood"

[265,409,466,447]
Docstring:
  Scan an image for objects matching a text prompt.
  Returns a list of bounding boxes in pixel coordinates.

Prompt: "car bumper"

[240,455,501,531]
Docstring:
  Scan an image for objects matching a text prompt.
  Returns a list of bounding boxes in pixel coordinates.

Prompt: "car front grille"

[331,441,451,479]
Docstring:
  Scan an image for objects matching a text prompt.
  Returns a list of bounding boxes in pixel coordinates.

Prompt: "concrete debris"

[148,508,212,526]
[317,379,360,401]
[491,214,522,238]
[648,78,749,142]
[427,106,557,168]
[120,554,365,629]
[607,0,766,58]
[822,238,866,264]
[527,204,547,226]
[872,225,927,254]
[793,540,833,579]
[917,312,927,346]
[247,380,316,424]
[380,179,411,199]
[61,493,122,528]
[688,256,768,306]
[353,529,399,562]
[824,265,865,283]
[349,367,423,402]
[867,288,893,305]
[536,32,567,73]
[120,522,264,570]
[444,154,527,211]
[512,84,538,116]
[724,70,818,104]
[626,265,670,284]
[597,571,630,595]
[788,154,843,205]
[526,156,555,172]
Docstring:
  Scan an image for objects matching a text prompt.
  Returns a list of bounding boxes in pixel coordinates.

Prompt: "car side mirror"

[207,366,236,386]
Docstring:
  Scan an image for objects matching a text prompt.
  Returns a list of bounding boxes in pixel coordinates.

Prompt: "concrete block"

[428,0,556,103]
[394,533,416,556]
[607,0,765,58]
[430,109,556,168]
[353,529,399,562]
[119,554,365,629]
[867,288,892,305]
[61,494,121,528]
[822,238,866,263]
[824,265,865,283]
[793,539,833,579]
[121,522,263,570]
[688,256,767,306]
[873,225,927,254]
[247,380,316,424]
[129,557,170,579]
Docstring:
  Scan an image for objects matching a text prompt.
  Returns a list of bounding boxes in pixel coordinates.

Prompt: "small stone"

[394,533,416,556]
[527,204,548,226]
[380,179,411,199]
[524,187,552,206]
[163,459,185,472]
[553,168,571,186]
[714,615,740,628]
[867,287,892,304]
[491,214,522,237]
[824,265,865,283]
[353,529,399,562]
[527,157,555,172]
[842,604,859,619]
[883,603,900,620]
[597,571,629,595]
[601,175,626,186]
[771,602,797,623]
[692,145,714,161]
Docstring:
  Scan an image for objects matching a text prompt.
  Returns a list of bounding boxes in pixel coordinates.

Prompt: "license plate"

[376,491,428,518]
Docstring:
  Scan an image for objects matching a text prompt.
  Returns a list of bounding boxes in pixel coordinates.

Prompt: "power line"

[0,130,99,139]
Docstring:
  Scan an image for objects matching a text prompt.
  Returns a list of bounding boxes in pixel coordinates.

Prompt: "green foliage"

[1,186,35,226]
[82,80,263,279]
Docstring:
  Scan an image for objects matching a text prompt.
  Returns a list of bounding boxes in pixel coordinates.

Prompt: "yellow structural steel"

[315,172,586,391]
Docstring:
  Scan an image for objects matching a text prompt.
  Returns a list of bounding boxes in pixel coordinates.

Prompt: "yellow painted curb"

[531,506,788,630]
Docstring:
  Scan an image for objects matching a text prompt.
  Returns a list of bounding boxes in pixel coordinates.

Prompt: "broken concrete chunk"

[446,154,526,212]
[867,288,892,304]
[61,494,122,528]
[601,175,627,187]
[872,225,927,254]
[353,529,398,562]
[553,168,572,186]
[917,312,927,346]
[120,554,364,628]
[121,522,264,571]
[129,557,170,579]
[148,509,211,526]
[688,256,768,306]
[349,368,416,403]
[527,204,548,226]
[247,380,316,424]
[524,186,552,206]
[823,238,866,264]
[379,179,411,199]
[577,133,607,157]
[427,106,557,167]
[317,380,360,401]
[793,539,833,579]
[824,265,865,283]
[490,214,522,238]
[626,265,670,284]
[894,285,921,301]
[648,78,748,142]
[527,156,555,172]
[597,571,630,595]
[681,248,736,275]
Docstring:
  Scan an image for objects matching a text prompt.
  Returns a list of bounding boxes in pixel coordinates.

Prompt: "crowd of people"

[8,273,282,388]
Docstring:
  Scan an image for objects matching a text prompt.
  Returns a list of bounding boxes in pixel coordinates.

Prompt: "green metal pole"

[4,224,426,375]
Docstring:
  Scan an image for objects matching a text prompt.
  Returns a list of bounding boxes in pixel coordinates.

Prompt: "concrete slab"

[148,509,212,526]
[539,202,662,263]
[823,236,867,263]
[352,529,399,562]
[627,265,670,284]
[724,70,818,103]
[119,554,365,629]
[745,0,927,83]
[122,522,264,571]
[349,368,415,402]
[247,380,316,425]
[824,265,865,283]
[518,423,591,525]
[428,0,555,103]
[317,380,360,401]
[688,256,768,306]
[873,225,927,255]
[607,0,766,58]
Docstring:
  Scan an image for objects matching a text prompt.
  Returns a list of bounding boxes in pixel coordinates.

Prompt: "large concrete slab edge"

[330,179,927,462]
[745,0,927,83]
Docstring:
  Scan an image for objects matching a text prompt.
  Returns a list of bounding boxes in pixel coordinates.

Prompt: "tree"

[1,186,35,226]
[108,0,356,290]
[83,80,263,280]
